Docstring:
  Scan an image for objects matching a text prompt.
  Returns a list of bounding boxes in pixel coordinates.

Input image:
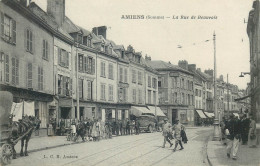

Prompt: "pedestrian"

[116,120,120,136]
[225,115,241,160]
[34,117,41,136]
[162,118,173,148]
[71,119,77,136]
[241,114,250,145]
[220,117,226,144]
[172,119,185,152]
[248,114,257,148]
[126,119,130,135]
[60,119,65,136]
[135,118,140,135]
[119,120,123,135]
[122,119,127,135]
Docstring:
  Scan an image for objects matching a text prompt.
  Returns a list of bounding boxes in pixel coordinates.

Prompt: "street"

[10,127,212,166]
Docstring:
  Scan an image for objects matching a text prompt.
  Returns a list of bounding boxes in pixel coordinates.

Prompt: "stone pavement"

[207,124,260,166]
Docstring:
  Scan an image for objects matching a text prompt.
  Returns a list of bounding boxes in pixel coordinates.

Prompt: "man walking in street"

[172,119,185,152]
[162,118,173,148]
[225,115,241,160]
[241,114,250,145]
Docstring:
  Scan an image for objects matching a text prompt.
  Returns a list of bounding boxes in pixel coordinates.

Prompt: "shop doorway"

[172,109,178,125]
[61,107,71,119]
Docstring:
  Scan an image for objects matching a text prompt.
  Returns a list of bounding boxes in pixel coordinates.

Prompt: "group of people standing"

[162,118,188,152]
[62,118,141,142]
[220,114,258,160]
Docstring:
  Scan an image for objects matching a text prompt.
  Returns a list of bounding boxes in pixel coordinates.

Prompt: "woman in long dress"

[248,115,257,148]
[91,119,98,141]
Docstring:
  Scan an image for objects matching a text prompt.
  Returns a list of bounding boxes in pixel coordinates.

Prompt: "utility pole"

[213,31,220,140]
[76,44,80,120]
[227,74,230,116]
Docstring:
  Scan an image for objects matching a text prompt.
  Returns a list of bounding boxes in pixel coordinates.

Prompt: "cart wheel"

[1,144,13,165]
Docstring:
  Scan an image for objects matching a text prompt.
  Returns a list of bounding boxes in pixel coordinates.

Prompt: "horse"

[10,115,40,159]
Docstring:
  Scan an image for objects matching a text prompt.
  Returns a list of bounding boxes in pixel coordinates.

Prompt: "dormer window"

[121,51,125,59]
[101,44,105,52]
[83,36,92,47]
[77,34,83,44]
[105,46,108,53]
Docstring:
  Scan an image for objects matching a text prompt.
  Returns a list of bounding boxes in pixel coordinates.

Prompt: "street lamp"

[213,31,220,141]
[239,72,250,77]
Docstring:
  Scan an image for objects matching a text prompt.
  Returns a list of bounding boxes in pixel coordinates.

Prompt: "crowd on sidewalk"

[220,113,258,160]
[53,118,142,142]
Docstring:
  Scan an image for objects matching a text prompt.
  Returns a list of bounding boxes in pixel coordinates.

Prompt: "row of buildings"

[0,0,249,130]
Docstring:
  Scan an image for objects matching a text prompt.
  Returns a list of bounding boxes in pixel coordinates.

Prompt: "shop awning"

[204,112,215,118]
[131,106,152,117]
[148,106,166,117]
[196,110,207,118]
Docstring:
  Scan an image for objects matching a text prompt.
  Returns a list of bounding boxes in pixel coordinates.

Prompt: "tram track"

[62,133,162,166]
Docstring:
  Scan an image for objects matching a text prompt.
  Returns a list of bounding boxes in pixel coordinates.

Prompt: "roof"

[146,60,193,75]
[28,2,73,40]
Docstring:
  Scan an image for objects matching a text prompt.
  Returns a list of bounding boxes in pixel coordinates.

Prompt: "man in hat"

[172,119,185,152]
[162,118,173,148]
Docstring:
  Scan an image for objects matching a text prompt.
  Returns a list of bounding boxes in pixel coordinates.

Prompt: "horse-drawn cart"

[0,91,14,165]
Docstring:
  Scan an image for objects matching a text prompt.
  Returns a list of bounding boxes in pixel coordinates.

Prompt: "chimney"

[178,60,188,70]
[47,0,65,27]
[145,55,151,61]
[204,69,213,77]
[188,64,196,72]
[92,26,107,39]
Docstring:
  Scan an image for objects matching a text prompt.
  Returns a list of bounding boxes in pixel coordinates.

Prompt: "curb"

[205,134,213,166]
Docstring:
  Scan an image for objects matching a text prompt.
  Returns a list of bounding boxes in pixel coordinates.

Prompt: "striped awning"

[196,110,207,118]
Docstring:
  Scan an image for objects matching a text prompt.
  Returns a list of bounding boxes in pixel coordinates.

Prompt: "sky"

[32,0,254,89]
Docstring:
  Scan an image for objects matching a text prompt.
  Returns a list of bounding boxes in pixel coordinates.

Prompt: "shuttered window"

[58,48,69,68]
[132,69,136,83]
[26,29,33,53]
[138,89,142,104]
[101,84,106,100]
[11,57,19,85]
[1,12,16,44]
[78,79,83,99]
[148,76,151,87]
[124,68,127,83]
[132,89,136,104]
[38,66,43,90]
[100,62,106,77]
[108,63,113,79]
[42,40,48,60]
[87,81,92,100]
[27,63,32,88]
[5,54,9,83]
[138,71,142,84]
[109,85,113,101]
[119,67,123,82]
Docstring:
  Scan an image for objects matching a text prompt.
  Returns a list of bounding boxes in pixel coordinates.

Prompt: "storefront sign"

[169,72,179,77]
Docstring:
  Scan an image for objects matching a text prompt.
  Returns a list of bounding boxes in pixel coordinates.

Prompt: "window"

[132,69,136,83]
[1,13,16,44]
[132,89,136,104]
[87,81,93,100]
[182,93,185,104]
[101,44,105,52]
[57,75,72,96]
[108,63,113,79]
[78,54,83,72]
[187,80,190,90]
[124,68,128,83]
[42,40,48,60]
[79,79,83,99]
[188,94,190,105]
[87,57,95,74]
[119,67,123,82]
[182,78,184,89]
[153,91,156,104]
[158,81,161,87]
[148,90,152,104]
[152,78,157,88]
[148,76,151,87]
[38,66,43,90]
[138,71,142,84]
[83,36,92,47]
[58,48,69,68]
[11,57,19,85]
[138,89,142,104]
[172,78,175,88]
[101,84,106,100]
[174,92,177,103]
[27,63,32,88]
[195,89,198,96]
[100,62,106,77]
[109,85,113,101]
[26,29,33,53]
[4,54,9,83]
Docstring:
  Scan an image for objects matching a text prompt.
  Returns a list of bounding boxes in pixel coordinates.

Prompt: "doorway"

[172,109,178,124]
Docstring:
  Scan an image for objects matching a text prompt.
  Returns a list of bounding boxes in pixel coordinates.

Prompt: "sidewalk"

[207,124,260,166]
[14,135,81,154]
